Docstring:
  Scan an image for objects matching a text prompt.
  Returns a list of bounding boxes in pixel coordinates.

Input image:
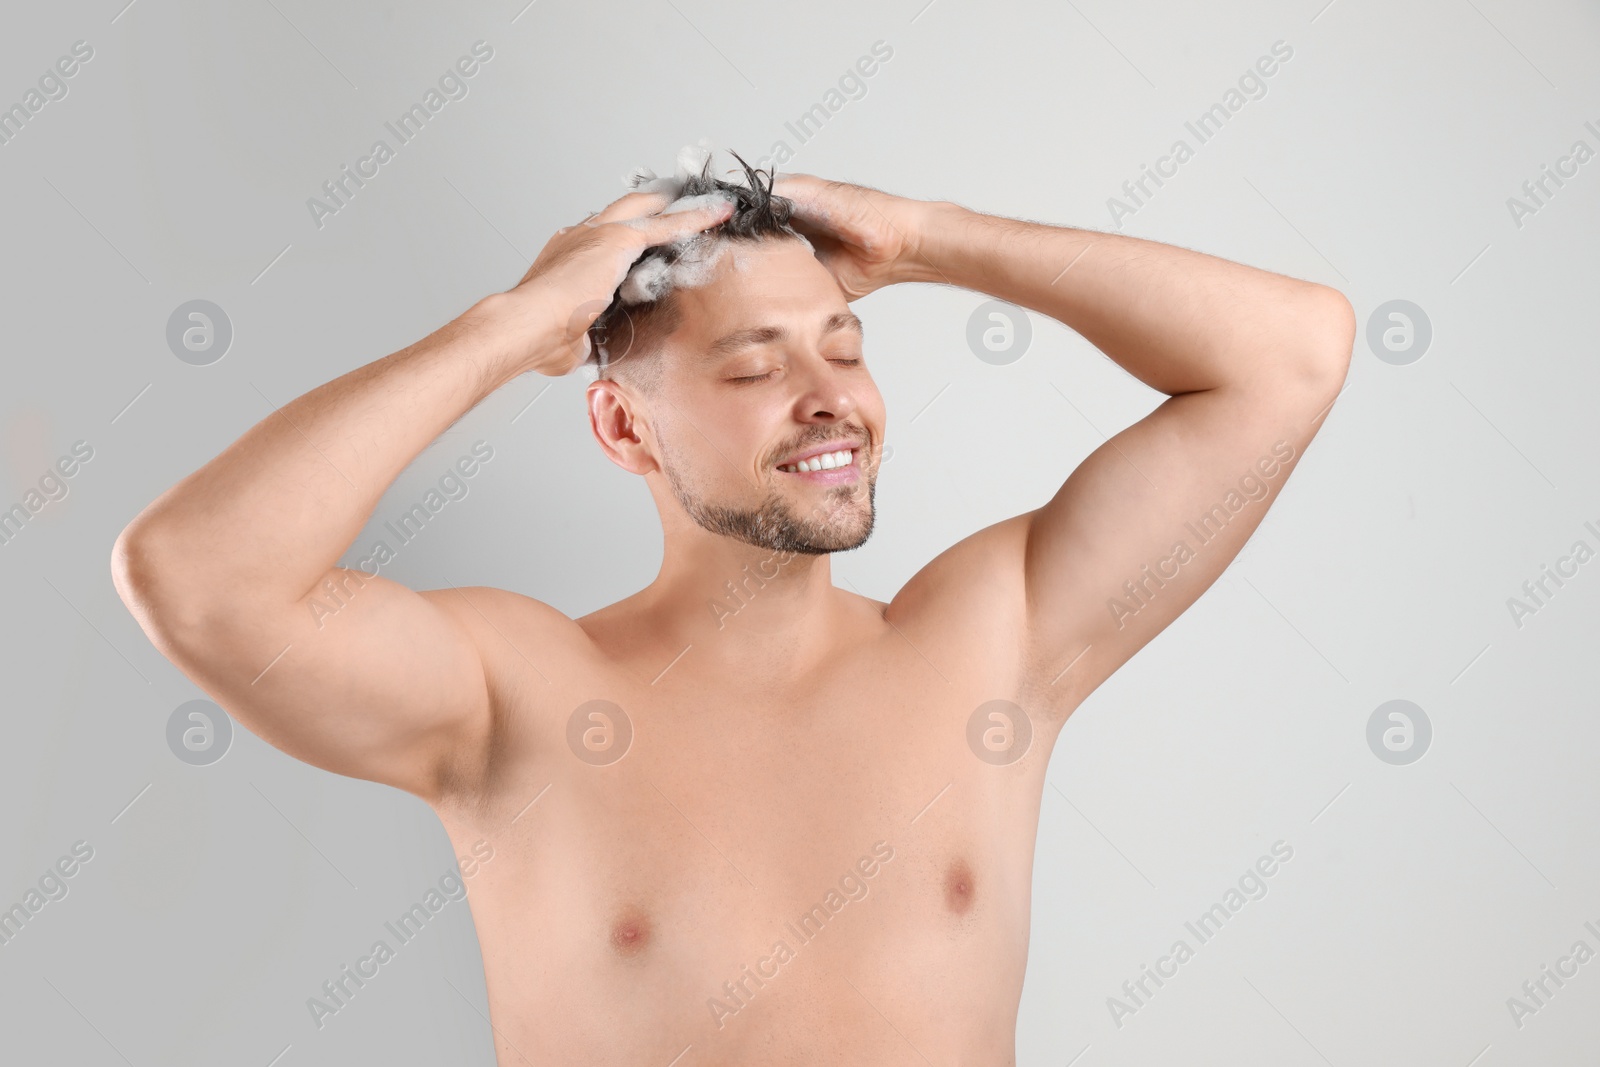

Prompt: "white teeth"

[780,449,854,474]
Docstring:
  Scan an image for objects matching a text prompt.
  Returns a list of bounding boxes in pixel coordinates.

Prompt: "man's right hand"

[504,188,736,377]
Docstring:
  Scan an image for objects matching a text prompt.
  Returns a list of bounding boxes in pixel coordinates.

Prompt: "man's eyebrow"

[702,310,864,362]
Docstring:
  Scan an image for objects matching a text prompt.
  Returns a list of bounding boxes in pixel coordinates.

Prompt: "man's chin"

[669,467,875,554]
[730,503,875,556]
[785,484,874,546]
[793,524,872,555]
[797,503,876,554]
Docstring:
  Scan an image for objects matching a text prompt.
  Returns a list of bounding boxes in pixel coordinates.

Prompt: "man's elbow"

[1260,284,1353,403]
[111,516,169,604]
[1301,285,1356,395]
[111,521,211,650]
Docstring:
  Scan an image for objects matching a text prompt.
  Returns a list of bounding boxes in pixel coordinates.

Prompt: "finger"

[621,193,735,247]
[783,212,828,243]
[588,188,678,226]
[770,173,815,194]
[771,173,828,218]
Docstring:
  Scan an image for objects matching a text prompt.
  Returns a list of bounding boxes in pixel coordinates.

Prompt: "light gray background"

[3,0,1597,1064]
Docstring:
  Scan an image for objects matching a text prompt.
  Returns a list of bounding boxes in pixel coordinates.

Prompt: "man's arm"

[904,205,1354,719]
[111,190,737,803]
[111,303,536,803]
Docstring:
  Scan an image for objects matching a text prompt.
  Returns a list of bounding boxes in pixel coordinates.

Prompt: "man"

[111,146,1354,1065]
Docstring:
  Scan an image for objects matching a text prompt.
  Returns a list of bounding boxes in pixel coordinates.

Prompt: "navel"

[608,907,654,959]
[944,858,977,915]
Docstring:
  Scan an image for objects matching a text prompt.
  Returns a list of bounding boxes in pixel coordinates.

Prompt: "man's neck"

[638,540,849,676]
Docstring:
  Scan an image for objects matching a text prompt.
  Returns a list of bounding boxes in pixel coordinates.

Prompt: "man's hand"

[501,188,735,377]
[771,173,936,300]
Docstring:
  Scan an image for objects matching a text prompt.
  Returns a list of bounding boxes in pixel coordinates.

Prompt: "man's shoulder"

[884,508,1093,723]
[414,585,594,806]
[876,511,1037,685]
[416,584,590,665]
[885,511,1033,629]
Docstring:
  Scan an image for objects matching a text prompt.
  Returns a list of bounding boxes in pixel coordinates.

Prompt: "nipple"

[944,858,977,915]
[609,909,654,959]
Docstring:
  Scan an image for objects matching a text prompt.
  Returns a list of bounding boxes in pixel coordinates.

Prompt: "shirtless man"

[111,150,1355,1065]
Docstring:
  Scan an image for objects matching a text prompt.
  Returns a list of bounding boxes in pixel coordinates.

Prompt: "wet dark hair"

[586,150,808,393]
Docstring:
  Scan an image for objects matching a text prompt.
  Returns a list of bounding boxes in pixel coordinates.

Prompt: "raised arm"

[773,175,1353,722]
[919,205,1354,717]
[111,190,736,803]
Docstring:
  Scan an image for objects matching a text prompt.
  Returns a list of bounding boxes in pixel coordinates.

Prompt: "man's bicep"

[1021,375,1338,715]
[158,570,500,803]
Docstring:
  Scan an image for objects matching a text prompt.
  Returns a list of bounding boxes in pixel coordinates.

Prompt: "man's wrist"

[894,199,976,287]
[461,289,560,382]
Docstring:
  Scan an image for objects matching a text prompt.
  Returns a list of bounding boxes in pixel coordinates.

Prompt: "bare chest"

[436,618,1051,1063]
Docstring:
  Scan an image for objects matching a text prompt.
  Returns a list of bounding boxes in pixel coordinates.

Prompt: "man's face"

[627,237,886,556]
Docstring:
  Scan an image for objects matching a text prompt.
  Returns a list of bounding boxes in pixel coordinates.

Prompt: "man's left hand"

[771,173,937,300]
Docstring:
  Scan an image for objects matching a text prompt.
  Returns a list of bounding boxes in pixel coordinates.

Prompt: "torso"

[432,537,1064,1066]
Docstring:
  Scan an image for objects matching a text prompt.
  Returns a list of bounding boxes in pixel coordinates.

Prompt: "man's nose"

[789,354,858,421]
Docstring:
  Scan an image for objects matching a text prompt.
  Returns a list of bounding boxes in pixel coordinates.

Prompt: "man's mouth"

[775,445,862,484]
[777,447,856,474]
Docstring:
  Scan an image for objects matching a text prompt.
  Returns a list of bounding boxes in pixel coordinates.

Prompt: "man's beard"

[660,432,876,555]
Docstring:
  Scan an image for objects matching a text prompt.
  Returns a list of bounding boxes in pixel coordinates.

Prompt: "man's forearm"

[116,294,538,613]
[906,201,1348,395]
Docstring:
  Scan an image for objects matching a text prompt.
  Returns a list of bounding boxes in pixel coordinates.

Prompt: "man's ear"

[586,380,659,475]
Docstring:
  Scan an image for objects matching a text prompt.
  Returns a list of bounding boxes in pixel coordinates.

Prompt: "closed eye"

[728,359,862,385]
